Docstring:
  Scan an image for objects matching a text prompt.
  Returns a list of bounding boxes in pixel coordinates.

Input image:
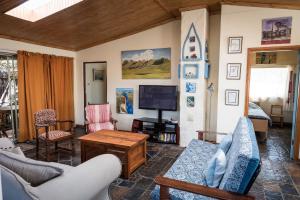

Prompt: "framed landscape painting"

[121,48,171,79]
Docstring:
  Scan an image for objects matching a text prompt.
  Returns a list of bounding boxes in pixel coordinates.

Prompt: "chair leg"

[55,142,58,151]
[36,138,39,159]
[45,141,49,162]
[71,137,75,156]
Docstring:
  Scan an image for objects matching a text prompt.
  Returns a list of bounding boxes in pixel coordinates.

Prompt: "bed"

[248,102,271,141]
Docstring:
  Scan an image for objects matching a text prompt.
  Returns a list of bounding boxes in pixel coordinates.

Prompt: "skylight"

[5,0,83,22]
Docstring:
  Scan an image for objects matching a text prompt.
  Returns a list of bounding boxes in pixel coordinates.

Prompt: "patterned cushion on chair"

[151,139,219,200]
[34,109,56,126]
[88,122,114,133]
[218,117,260,194]
[85,104,111,124]
[39,130,71,141]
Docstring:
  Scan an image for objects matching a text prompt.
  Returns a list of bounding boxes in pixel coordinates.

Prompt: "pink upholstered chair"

[85,104,117,133]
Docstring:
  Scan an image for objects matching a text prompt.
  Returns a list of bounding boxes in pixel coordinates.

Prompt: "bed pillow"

[205,149,227,188]
[219,134,233,154]
[249,102,259,109]
[0,150,63,186]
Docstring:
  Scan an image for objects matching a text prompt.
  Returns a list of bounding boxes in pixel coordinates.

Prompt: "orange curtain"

[18,51,74,142]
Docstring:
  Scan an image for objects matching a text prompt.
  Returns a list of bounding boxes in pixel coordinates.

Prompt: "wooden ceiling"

[0,0,300,51]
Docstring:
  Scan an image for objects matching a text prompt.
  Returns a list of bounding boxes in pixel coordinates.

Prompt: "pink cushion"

[88,122,114,133]
[85,104,111,124]
[39,130,71,140]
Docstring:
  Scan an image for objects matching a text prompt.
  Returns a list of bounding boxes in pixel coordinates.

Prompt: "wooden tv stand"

[132,117,180,145]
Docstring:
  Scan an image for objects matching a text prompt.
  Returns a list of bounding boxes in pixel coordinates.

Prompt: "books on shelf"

[159,133,176,143]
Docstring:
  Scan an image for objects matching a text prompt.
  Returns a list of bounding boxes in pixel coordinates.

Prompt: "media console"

[132,117,180,145]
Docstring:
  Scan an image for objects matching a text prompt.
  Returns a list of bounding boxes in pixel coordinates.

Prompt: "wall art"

[183,64,199,79]
[225,89,239,106]
[262,17,292,45]
[226,63,241,80]
[116,88,133,114]
[186,82,196,93]
[182,23,202,61]
[121,48,171,79]
[228,37,243,54]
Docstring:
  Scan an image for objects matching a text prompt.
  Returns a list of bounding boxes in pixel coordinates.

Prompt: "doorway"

[245,46,300,160]
[83,62,107,110]
[0,52,18,141]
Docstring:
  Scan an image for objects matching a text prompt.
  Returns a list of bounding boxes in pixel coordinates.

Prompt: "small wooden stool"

[270,105,284,128]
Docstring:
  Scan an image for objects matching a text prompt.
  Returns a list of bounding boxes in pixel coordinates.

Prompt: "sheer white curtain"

[250,67,291,111]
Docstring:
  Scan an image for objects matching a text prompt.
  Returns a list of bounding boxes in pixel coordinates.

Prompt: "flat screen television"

[139,85,177,121]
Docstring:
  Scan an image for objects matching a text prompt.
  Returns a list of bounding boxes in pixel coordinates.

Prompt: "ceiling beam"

[221,0,300,10]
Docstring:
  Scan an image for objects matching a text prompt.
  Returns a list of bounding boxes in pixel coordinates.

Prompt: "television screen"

[139,85,177,111]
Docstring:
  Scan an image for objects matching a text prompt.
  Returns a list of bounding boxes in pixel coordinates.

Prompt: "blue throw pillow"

[219,134,233,154]
[205,149,227,188]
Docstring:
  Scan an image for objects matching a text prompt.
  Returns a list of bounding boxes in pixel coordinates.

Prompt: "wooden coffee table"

[79,130,149,178]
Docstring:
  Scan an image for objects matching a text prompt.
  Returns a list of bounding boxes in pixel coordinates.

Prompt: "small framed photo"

[189,36,196,42]
[93,69,105,81]
[226,63,241,80]
[225,89,239,106]
[186,82,196,93]
[190,46,195,52]
[183,64,199,79]
[187,96,195,107]
[228,37,243,54]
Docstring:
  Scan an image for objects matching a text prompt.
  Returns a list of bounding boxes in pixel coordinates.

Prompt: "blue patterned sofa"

[151,117,261,200]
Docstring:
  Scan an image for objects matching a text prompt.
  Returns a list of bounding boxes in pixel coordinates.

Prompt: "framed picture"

[228,37,243,54]
[225,89,239,106]
[116,88,133,114]
[186,82,196,93]
[262,17,292,45]
[187,96,195,107]
[256,52,277,64]
[226,63,241,80]
[93,69,105,81]
[182,23,202,61]
[183,64,199,79]
[189,36,196,43]
[121,48,171,79]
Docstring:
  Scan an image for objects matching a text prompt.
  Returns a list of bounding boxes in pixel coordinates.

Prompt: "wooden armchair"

[85,104,118,133]
[155,176,254,200]
[34,109,74,161]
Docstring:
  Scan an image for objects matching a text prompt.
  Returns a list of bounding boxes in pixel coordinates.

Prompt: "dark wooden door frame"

[83,61,107,119]
[244,45,300,160]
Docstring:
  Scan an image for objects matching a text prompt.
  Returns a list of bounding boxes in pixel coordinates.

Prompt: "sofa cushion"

[219,134,233,154]
[205,149,227,188]
[151,139,218,199]
[1,167,35,200]
[88,122,114,132]
[0,151,63,187]
[219,117,260,194]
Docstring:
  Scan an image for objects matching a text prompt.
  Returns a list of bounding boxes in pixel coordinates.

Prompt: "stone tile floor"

[20,126,300,200]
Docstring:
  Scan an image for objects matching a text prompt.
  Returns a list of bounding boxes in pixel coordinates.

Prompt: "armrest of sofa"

[155,176,254,200]
[32,154,122,200]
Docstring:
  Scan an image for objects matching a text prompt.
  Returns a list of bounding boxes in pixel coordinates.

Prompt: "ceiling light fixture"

[5,0,83,22]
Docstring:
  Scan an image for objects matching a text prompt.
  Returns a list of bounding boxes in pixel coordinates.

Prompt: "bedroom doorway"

[83,62,107,109]
[245,46,300,160]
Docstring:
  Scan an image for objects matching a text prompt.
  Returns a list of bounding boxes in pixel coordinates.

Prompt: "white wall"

[0,38,75,57]
[76,21,181,130]
[217,5,300,133]
[179,9,208,146]
[207,13,221,132]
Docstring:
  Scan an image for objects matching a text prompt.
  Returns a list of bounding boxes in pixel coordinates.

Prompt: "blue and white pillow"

[205,148,227,188]
[219,134,233,154]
